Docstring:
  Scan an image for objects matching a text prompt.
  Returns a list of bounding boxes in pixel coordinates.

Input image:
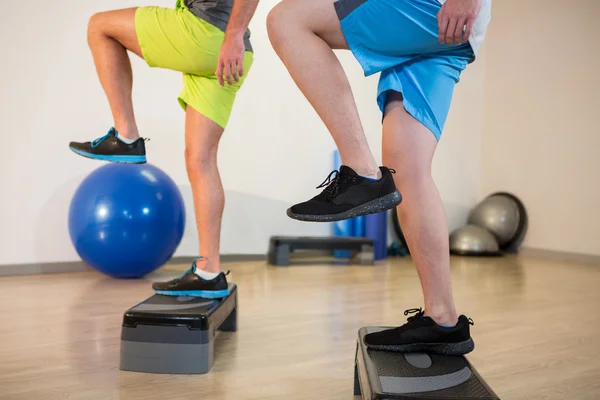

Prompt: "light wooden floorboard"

[0,254,599,399]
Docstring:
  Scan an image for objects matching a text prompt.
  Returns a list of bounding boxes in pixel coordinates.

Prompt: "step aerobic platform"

[120,284,237,374]
[354,327,500,399]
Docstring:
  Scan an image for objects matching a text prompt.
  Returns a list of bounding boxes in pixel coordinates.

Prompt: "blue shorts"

[334,0,475,139]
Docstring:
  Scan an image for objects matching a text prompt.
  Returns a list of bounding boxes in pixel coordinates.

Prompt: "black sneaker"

[287,165,402,222]
[69,127,147,164]
[364,308,475,356]
[152,259,230,299]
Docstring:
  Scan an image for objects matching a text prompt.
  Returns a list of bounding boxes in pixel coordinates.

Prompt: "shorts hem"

[378,88,442,141]
[403,100,442,141]
[177,95,229,129]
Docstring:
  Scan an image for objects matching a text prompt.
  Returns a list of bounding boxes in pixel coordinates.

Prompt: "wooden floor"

[0,254,599,400]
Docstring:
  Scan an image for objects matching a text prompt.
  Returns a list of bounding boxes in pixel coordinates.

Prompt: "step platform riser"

[119,284,237,375]
[354,326,500,400]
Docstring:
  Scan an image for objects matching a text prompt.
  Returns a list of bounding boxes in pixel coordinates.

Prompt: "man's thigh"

[134,5,223,75]
[336,0,469,75]
[178,51,254,128]
[90,8,143,58]
[378,50,472,140]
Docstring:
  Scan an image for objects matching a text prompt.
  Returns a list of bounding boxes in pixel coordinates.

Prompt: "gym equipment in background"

[449,225,502,256]
[332,150,365,259]
[68,163,185,278]
[449,192,527,257]
[365,211,388,260]
[268,236,375,266]
[120,284,237,374]
[353,327,499,399]
[467,192,528,253]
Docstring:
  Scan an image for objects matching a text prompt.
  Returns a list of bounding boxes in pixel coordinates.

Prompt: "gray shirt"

[184,0,253,52]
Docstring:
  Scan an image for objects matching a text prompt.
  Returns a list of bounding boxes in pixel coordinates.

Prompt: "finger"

[445,17,458,45]
[238,57,244,79]
[225,61,233,86]
[454,17,467,44]
[436,4,444,22]
[463,19,475,42]
[216,61,224,87]
[232,59,240,83]
[438,13,449,44]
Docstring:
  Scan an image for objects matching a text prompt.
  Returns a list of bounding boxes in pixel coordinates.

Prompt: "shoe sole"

[286,190,402,222]
[365,338,475,356]
[153,289,230,299]
[69,147,147,164]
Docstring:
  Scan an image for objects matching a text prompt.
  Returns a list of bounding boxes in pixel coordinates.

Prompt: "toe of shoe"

[363,332,382,345]
[288,201,311,215]
[69,141,89,151]
[151,281,169,291]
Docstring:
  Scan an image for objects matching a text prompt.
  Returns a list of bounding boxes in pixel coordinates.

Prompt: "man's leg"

[267,0,378,178]
[267,0,401,223]
[184,106,225,273]
[269,0,474,353]
[87,9,142,140]
[382,92,457,326]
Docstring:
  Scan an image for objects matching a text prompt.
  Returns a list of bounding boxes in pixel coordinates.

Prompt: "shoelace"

[317,170,357,199]
[404,307,475,326]
[175,257,230,281]
[404,307,425,322]
[91,128,149,148]
[91,130,113,148]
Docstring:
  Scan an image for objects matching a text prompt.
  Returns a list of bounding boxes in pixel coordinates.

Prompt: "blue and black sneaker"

[152,258,230,299]
[69,127,147,164]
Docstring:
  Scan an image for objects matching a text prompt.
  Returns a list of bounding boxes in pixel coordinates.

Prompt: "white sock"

[194,268,220,280]
[118,136,137,144]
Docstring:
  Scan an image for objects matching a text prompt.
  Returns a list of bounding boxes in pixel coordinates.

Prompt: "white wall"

[0,0,486,266]
[480,0,600,256]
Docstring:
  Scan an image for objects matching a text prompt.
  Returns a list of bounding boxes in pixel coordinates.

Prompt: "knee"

[266,3,293,50]
[384,152,431,194]
[87,12,107,42]
[185,146,217,174]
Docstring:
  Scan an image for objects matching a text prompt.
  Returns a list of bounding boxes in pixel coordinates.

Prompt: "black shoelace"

[316,170,356,200]
[404,307,425,322]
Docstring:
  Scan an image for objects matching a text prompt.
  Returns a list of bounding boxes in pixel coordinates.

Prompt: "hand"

[437,0,482,45]
[216,35,245,87]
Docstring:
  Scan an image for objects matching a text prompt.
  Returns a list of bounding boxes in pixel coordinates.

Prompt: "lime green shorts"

[134,1,253,128]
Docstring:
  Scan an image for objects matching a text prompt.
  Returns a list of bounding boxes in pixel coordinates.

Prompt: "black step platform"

[268,236,374,266]
[354,327,499,399]
[120,284,237,374]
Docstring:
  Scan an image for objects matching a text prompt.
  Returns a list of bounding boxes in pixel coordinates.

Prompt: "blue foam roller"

[365,211,388,260]
[353,216,365,237]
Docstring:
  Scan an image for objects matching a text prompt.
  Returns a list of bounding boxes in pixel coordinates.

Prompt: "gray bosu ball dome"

[467,192,528,253]
[449,225,502,256]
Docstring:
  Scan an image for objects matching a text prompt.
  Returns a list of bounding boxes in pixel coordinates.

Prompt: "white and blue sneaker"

[69,127,147,164]
[152,258,230,299]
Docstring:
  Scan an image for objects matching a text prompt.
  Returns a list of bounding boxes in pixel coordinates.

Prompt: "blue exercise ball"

[68,163,185,278]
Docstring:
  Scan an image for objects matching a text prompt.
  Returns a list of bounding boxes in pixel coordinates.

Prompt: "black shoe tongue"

[108,127,118,137]
[339,165,360,177]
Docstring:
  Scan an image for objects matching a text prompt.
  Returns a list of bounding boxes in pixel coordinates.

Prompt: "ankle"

[424,307,458,327]
[114,124,139,141]
[195,257,220,274]
[348,164,381,180]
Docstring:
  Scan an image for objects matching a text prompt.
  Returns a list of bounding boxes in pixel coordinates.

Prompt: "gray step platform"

[268,236,375,266]
[354,327,500,399]
[120,284,237,374]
